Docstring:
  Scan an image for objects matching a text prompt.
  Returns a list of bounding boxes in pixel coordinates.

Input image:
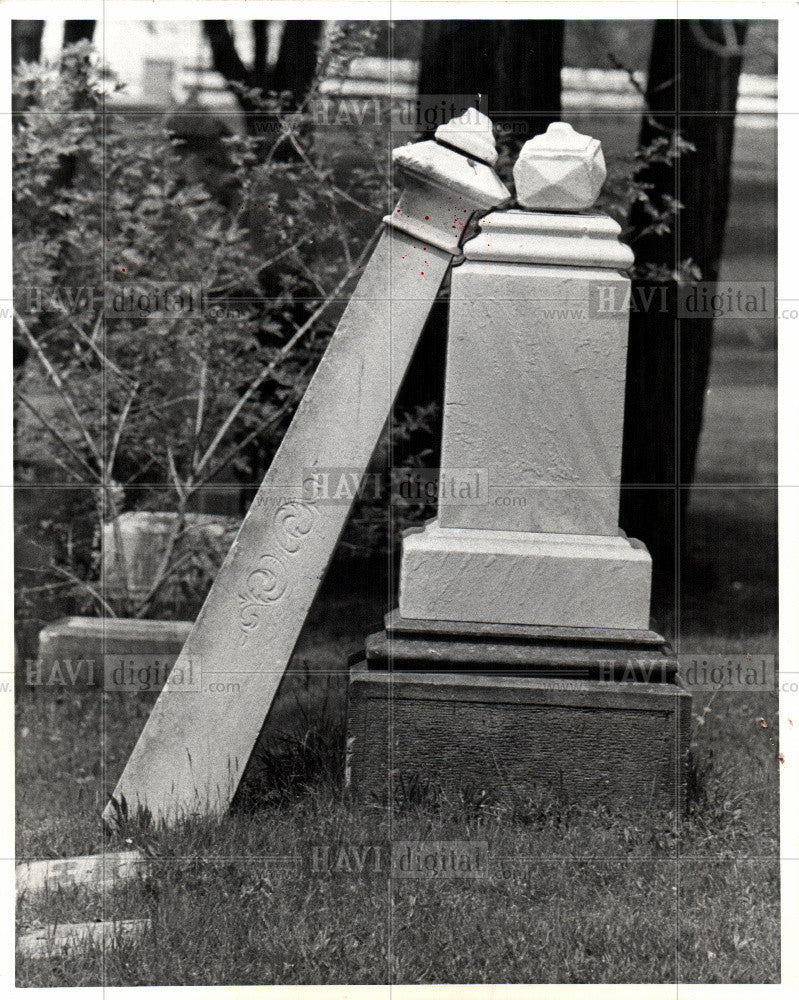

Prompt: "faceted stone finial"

[435,108,498,167]
[513,121,606,212]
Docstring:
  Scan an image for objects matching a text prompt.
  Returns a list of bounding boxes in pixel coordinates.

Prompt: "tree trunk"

[63,21,96,46]
[203,20,251,91]
[252,21,268,85]
[394,21,564,474]
[12,20,43,66]
[271,20,323,108]
[11,21,44,123]
[202,20,323,134]
[417,20,564,149]
[619,19,747,598]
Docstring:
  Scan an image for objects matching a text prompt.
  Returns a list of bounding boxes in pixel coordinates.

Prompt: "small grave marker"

[16,851,148,896]
[17,919,150,960]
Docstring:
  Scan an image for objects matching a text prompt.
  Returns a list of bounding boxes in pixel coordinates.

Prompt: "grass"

[14,647,781,985]
[15,343,780,985]
[15,714,780,985]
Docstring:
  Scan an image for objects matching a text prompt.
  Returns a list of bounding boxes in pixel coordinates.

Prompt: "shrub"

[13,40,395,622]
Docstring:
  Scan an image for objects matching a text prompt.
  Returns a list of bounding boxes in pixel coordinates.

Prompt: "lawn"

[16,674,779,985]
[15,342,780,985]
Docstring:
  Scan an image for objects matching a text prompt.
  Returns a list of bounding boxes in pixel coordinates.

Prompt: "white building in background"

[40,20,284,112]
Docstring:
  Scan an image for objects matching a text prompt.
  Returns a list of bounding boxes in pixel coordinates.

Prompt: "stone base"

[399,520,652,629]
[347,667,691,814]
[355,610,677,681]
[384,608,668,648]
[35,617,192,686]
[346,612,689,813]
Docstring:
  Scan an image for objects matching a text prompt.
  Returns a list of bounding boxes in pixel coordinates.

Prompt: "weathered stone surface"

[434,108,498,166]
[347,666,691,814]
[384,609,667,649]
[464,209,634,269]
[105,114,511,827]
[363,629,678,681]
[389,127,509,256]
[513,121,606,211]
[16,851,148,896]
[396,193,649,632]
[399,521,652,629]
[438,257,631,535]
[17,919,149,960]
[102,512,239,604]
[37,617,192,680]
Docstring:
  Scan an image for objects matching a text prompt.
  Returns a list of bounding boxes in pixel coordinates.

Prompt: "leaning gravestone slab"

[104,111,510,827]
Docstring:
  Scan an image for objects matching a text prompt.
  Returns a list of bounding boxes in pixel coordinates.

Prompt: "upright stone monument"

[347,122,691,813]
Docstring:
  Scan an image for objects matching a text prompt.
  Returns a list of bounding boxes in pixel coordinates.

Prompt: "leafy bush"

[13,40,398,622]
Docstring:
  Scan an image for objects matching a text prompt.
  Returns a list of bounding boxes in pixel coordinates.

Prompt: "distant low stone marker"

[104,111,510,827]
[17,919,150,960]
[16,851,148,895]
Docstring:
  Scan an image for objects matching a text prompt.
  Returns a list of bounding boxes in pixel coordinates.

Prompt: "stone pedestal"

[347,665,691,813]
[399,523,651,629]
[346,123,691,814]
[365,609,678,680]
[346,612,690,813]
[397,206,650,628]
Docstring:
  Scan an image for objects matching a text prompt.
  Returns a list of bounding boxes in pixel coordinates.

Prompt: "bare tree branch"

[195,225,380,478]
[50,562,118,618]
[15,309,102,470]
[15,390,97,479]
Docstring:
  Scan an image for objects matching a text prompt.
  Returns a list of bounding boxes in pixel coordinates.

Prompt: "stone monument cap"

[434,108,499,167]
[513,121,607,212]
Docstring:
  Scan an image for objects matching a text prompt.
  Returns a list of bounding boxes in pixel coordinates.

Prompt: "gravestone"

[347,122,692,813]
[36,616,192,688]
[102,511,239,606]
[104,110,510,827]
